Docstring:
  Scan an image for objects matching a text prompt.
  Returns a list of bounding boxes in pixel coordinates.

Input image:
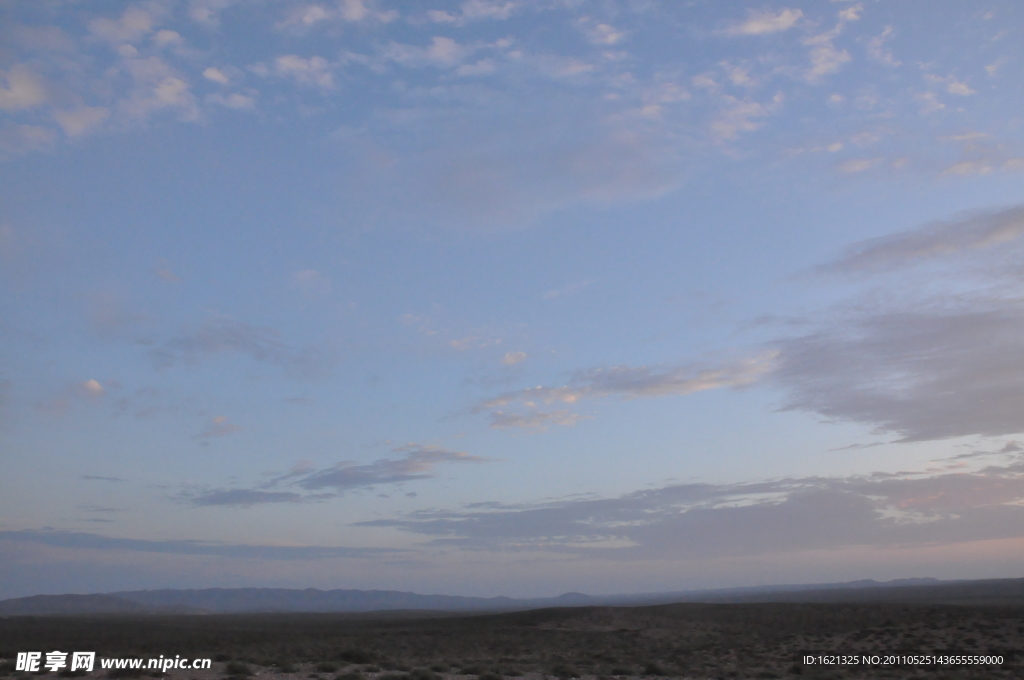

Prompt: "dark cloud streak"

[184,444,486,507]
[357,457,1024,559]
[0,529,405,560]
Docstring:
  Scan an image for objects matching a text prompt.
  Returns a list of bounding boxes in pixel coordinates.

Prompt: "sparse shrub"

[336,673,364,680]
[0,662,16,675]
[458,667,483,676]
[550,665,578,680]
[107,669,145,679]
[642,663,664,677]
[317,664,338,674]
[408,670,440,680]
[377,674,409,680]
[275,662,298,674]
[214,656,230,664]
[362,667,380,674]
[478,673,501,680]
[308,675,320,679]
[611,669,632,677]
[429,666,448,673]
[338,652,373,665]
[224,663,252,677]
[787,664,802,675]
[754,671,779,679]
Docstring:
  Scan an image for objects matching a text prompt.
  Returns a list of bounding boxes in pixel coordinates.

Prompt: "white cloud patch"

[866,26,900,67]
[291,269,332,296]
[153,29,183,47]
[380,37,471,69]
[277,4,332,29]
[461,0,516,21]
[53,107,110,137]
[119,56,199,121]
[423,0,515,26]
[577,17,623,46]
[0,65,48,111]
[457,59,496,77]
[837,157,882,173]
[276,1,396,30]
[488,409,588,430]
[925,73,976,97]
[711,93,783,141]
[803,26,851,83]
[501,351,527,366]
[188,0,239,28]
[256,55,335,89]
[340,0,397,23]
[202,67,230,84]
[724,8,802,36]
[88,6,157,43]
[194,415,241,440]
[81,379,105,397]
[206,92,255,110]
[541,280,594,300]
[837,4,862,22]
[946,79,975,96]
[36,379,110,416]
[450,335,501,351]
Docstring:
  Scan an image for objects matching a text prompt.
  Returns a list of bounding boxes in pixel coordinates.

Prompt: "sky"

[2,0,1024,600]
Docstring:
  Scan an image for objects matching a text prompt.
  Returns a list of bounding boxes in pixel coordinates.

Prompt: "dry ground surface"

[1,603,1021,680]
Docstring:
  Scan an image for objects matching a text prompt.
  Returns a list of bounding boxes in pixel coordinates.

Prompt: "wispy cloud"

[194,415,241,441]
[488,409,589,430]
[803,25,851,83]
[865,26,901,67]
[190,489,308,507]
[275,0,397,30]
[0,529,402,560]
[183,444,487,507]
[358,455,1024,558]
[773,301,1024,442]
[36,379,109,416]
[820,205,1024,274]
[296,444,486,491]
[541,280,594,300]
[149,316,332,376]
[476,353,777,428]
[501,351,527,366]
[723,9,803,37]
[777,204,1024,442]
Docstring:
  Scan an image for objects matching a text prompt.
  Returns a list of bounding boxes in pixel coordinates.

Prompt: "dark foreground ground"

[1,602,1021,680]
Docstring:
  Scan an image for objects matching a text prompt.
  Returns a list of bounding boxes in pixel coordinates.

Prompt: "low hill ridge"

[3,577,1022,615]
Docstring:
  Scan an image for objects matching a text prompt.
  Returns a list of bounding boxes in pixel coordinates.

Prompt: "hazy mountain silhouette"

[0,593,202,616]
[2,577,1022,615]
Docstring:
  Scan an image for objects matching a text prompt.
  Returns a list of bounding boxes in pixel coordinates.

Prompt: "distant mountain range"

[2,577,1023,616]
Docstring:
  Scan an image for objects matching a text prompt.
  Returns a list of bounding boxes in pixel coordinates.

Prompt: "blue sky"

[2,0,1024,599]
